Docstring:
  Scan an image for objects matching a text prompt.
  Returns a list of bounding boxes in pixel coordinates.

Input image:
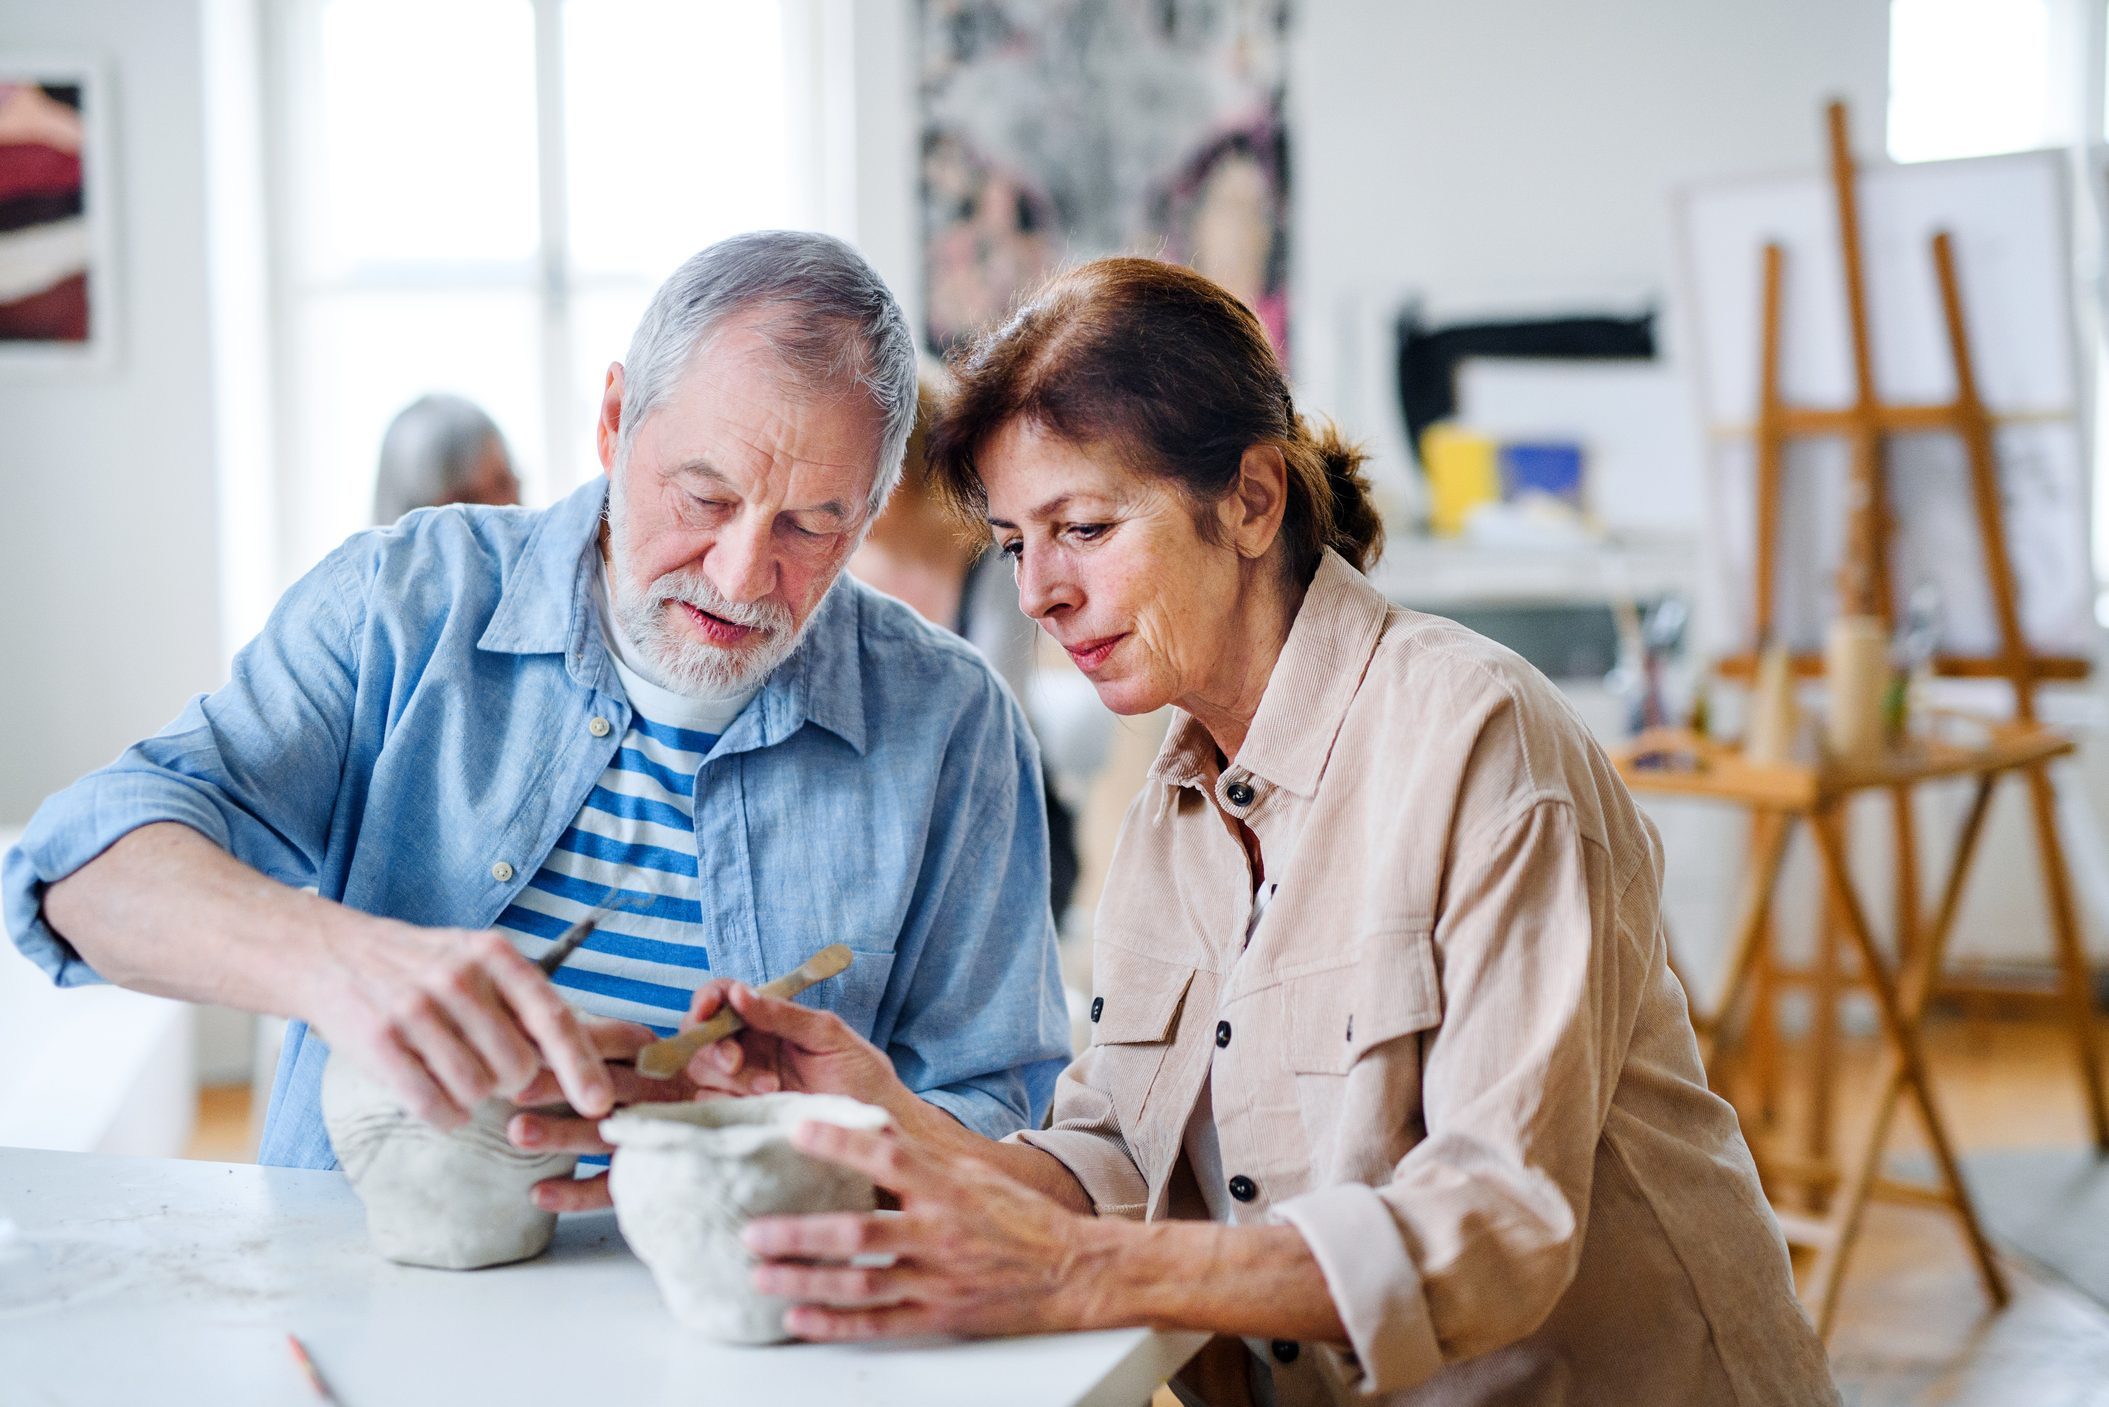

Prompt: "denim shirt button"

[587,716,612,737]
[490,861,515,883]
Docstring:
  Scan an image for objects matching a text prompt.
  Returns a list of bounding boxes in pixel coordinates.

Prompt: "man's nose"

[1015,545,1079,619]
[707,514,777,604]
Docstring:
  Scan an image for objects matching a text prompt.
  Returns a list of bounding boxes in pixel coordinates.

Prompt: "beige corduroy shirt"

[1013,551,1837,1406]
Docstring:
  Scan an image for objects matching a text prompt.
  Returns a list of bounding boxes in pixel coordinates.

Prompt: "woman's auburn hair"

[924,257,1384,580]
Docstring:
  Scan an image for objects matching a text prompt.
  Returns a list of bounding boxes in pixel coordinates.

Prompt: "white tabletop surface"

[0,1147,1204,1407]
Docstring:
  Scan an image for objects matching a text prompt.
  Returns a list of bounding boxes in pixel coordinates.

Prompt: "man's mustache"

[644,575,790,634]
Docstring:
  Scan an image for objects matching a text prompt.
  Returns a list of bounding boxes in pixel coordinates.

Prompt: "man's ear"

[596,363,627,477]
[1219,443,1289,559]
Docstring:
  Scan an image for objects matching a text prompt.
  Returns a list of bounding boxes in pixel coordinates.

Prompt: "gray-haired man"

[6,232,1072,1209]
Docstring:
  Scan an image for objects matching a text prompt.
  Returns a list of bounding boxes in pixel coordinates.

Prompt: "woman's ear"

[1219,443,1289,559]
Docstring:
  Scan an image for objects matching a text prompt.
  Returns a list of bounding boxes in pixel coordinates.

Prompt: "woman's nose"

[1015,547,1079,619]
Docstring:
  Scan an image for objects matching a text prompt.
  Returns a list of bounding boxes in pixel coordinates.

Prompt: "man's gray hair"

[373,393,507,524]
[618,230,919,519]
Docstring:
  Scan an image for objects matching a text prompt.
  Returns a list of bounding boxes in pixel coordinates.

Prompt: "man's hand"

[300,918,615,1130]
[506,1018,697,1214]
[676,979,925,1130]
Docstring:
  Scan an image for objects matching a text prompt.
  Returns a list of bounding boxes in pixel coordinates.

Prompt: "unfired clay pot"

[601,1093,892,1342]
[320,1054,579,1270]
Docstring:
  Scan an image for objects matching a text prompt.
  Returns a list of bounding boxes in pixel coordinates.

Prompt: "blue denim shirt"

[4,480,1071,1167]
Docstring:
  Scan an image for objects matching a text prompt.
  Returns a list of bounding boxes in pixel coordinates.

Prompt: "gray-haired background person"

[372,393,522,523]
[5,230,1072,1209]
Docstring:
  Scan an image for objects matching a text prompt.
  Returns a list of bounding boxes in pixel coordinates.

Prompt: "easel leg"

[1893,786,1921,971]
[1806,807,2008,1334]
[1752,927,1782,1126]
[1807,843,1842,1193]
[2021,760,2109,1149]
[1694,813,1793,1084]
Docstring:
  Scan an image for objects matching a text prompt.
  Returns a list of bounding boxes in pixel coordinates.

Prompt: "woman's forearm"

[1074,1219,1346,1342]
[896,1100,1097,1215]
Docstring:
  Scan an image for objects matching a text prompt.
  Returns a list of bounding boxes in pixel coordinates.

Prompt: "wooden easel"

[1630,100,2109,1334]
[1748,101,2107,1149]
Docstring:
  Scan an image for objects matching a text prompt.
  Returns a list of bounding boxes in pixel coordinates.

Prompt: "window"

[1887,0,2077,161]
[263,0,827,589]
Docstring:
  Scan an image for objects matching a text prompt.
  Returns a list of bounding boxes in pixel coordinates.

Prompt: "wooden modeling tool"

[535,894,655,976]
[535,913,604,976]
[636,944,854,1079]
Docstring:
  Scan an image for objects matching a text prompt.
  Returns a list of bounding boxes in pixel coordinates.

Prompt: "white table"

[0,1148,1205,1406]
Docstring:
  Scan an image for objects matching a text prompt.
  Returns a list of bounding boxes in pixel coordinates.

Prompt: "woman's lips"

[1065,632,1126,673]
[676,599,761,647]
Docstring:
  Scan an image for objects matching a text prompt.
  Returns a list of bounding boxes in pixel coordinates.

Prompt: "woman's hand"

[678,980,928,1131]
[505,1017,699,1213]
[741,1121,1118,1340]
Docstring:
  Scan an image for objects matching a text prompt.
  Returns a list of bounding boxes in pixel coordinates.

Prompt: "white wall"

[0,0,223,828]
[0,0,263,1086]
[1289,0,1893,488]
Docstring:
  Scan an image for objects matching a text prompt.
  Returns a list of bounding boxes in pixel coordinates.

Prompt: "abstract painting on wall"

[0,66,109,364]
[920,0,1291,355]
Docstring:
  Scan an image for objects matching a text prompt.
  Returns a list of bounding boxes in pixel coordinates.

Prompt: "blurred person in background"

[851,375,1080,925]
[372,392,522,523]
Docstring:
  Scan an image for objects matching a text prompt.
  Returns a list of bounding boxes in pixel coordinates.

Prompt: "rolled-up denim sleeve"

[3,541,372,985]
[883,679,1071,1140]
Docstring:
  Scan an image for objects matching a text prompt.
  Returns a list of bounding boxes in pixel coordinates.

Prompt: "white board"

[1674,148,2093,659]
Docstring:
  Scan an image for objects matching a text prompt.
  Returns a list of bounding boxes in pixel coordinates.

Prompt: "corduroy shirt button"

[1216,1020,1232,1048]
[1228,1174,1257,1202]
[1271,1340,1301,1365]
[1090,996,1104,1023]
[1225,780,1255,807]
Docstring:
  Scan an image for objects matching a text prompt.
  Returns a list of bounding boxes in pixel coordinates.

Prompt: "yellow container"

[1420,425,1499,537]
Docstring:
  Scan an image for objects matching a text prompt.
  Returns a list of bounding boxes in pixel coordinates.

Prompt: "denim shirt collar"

[476,477,868,756]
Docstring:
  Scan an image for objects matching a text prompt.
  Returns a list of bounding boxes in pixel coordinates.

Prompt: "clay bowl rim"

[599,1093,891,1155]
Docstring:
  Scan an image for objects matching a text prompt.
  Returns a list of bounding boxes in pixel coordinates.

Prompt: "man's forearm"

[40,821,346,1017]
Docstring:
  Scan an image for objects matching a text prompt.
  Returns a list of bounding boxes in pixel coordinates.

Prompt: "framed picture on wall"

[0,59,115,370]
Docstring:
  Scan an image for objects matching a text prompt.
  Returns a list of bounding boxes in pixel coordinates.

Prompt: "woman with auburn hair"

[683,258,1837,1406]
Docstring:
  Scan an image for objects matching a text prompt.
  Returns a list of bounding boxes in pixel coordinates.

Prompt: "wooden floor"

[192,1013,2109,1404]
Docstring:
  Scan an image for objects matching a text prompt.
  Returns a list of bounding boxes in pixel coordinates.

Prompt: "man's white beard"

[604,474,807,699]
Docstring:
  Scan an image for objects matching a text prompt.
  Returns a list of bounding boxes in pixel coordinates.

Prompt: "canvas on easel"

[1674,143,2093,672]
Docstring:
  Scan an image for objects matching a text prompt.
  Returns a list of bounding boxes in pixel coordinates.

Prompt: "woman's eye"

[998,538,1023,560]
[1069,523,1109,542]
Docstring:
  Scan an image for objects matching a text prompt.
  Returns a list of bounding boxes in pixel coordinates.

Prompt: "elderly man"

[3,232,1070,1204]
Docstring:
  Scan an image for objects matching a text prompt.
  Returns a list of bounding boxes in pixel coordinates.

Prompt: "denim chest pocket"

[1285,928,1442,1075]
[1089,942,1197,1129]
